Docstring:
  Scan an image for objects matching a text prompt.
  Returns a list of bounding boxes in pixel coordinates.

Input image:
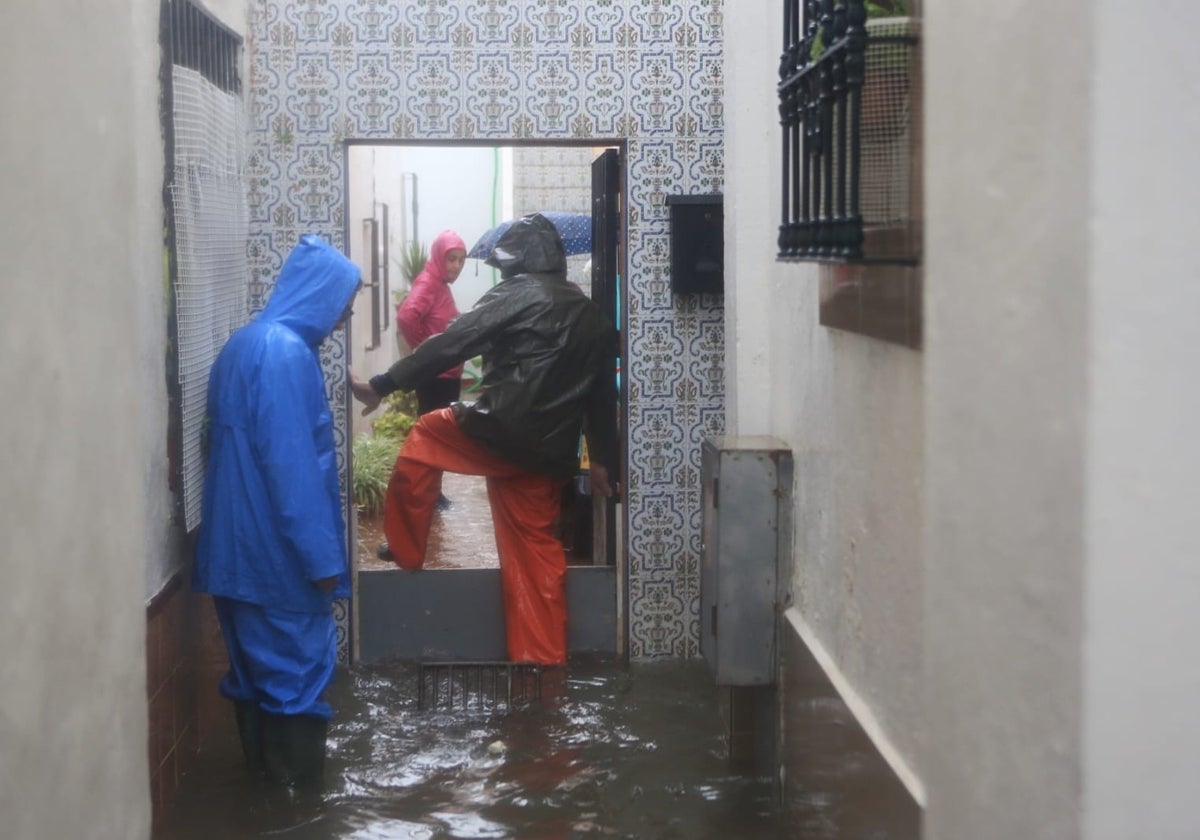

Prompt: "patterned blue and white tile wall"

[245,0,725,659]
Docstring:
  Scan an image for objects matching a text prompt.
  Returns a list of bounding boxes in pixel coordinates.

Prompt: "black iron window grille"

[166,0,241,94]
[778,0,918,263]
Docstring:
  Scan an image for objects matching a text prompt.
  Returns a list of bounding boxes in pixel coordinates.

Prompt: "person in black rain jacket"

[350,213,616,665]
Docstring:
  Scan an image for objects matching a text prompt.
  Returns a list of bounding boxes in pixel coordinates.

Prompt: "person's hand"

[314,575,339,593]
[589,464,616,498]
[349,370,382,416]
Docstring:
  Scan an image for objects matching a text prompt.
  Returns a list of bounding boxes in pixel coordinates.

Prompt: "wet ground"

[356,471,593,572]
[157,656,787,839]
[162,459,786,837]
[356,472,500,572]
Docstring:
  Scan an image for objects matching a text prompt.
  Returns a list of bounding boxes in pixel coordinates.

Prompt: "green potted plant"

[809,0,909,62]
[866,0,907,17]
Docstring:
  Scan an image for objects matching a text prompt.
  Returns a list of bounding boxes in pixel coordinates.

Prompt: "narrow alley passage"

[156,656,786,839]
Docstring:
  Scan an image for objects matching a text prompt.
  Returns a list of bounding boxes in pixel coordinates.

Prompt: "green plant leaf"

[866,0,907,17]
[399,241,427,285]
[352,433,401,516]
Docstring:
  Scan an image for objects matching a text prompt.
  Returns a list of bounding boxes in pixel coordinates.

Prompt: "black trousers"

[415,376,461,416]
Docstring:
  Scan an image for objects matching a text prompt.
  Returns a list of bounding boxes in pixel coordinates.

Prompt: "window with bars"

[779,0,923,347]
[161,0,247,531]
[777,0,919,265]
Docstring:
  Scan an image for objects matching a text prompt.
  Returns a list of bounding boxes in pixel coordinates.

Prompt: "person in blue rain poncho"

[194,235,360,787]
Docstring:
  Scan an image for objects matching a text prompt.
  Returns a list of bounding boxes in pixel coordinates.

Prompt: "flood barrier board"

[357,565,617,663]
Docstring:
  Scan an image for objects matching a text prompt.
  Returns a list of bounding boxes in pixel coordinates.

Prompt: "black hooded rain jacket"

[371,213,616,479]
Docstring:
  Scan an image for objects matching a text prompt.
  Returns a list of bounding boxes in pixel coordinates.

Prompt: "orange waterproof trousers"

[383,407,569,665]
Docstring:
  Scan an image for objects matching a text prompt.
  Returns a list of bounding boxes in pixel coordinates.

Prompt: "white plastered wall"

[1084,2,1200,836]
[0,2,162,837]
[926,3,1200,837]
[923,1,1091,836]
[726,0,925,778]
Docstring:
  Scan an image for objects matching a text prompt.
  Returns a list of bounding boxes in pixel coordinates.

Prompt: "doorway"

[342,140,627,663]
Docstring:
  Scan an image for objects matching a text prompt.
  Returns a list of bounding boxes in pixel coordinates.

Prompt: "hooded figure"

[194,234,360,787]
[355,213,617,665]
[397,229,468,510]
[396,228,467,393]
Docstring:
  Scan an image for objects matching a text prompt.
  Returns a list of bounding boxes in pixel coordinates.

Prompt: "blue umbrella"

[467,211,591,259]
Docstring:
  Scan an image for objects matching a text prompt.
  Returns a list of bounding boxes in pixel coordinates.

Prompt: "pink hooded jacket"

[397,230,467,380]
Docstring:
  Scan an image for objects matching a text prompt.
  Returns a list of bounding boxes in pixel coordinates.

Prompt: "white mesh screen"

[170,65,249,531]
[859,20,914,226]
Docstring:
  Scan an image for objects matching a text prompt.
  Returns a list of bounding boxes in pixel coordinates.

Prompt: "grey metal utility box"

[700,436,793,686]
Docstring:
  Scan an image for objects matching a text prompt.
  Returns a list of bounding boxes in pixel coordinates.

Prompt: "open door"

[589,148,622,569]
[355,143,626,664]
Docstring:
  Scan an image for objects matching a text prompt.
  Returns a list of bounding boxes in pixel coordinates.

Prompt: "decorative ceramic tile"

[246,150,281,223]
[249,50,282,126]
[286,53,339,132]
[346,54,400,134]
[347,0,398,44]
[628,403,687,487]
[404,54,463,135]
[689,316,725,399]
[628,0,682,45]
[580,52,626,136]
[526,0,580,44]
[401,1,462,45]
[580,0,625,45]
[627,315,688,401]
[333,599,350,662]
[688,51,724,135]
[687,137,724,192]
[685,0,724,43]
[626,225,670,310]
[466,53,520,133]
[629,575,693,658]
[285,0,339,44]
[247,0,724,661]
[527,54,581,134]
[286,142,339,223]
[464,1,522,44]
[627,140,684,224]
[629,52,685,135]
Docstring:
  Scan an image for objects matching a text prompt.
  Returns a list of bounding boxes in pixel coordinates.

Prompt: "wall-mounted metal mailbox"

[666,194,723,294]
[700,436,793,686]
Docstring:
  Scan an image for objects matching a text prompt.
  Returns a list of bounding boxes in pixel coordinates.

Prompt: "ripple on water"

[158,657,786,839]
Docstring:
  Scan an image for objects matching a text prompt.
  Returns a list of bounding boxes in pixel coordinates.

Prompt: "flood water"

[158,656,787,839]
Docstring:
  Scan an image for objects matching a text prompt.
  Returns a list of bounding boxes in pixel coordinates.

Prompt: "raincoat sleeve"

[397,273,434,349]
[375,287,524,395]
[253,341,347,585]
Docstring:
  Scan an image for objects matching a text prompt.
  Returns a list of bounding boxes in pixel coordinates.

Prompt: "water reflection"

[159,657,785,839]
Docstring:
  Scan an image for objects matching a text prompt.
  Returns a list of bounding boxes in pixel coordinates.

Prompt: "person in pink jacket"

[397,229,468,510]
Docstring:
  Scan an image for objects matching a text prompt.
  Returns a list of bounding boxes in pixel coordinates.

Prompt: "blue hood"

[259,235,361,345]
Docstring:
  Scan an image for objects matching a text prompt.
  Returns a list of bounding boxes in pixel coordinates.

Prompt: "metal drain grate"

[417,661,543,711]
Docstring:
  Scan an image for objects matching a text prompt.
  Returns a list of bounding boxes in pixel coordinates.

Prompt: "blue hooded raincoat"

[194,235,359,715]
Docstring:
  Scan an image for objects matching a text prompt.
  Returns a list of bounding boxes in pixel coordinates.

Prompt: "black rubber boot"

[233,700,264,773]
[261,712,328,788]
